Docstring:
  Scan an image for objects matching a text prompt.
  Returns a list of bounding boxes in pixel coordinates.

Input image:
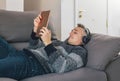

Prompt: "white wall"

[6,0,24,11]
[108,0,120,37]
[0,0,24,11]
[75,0,107,34]
[0,0,6,9]
[61,0,75,41]
[24,0,41,11]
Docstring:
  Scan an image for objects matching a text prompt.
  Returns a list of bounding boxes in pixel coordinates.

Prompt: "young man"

[0,14,91,80]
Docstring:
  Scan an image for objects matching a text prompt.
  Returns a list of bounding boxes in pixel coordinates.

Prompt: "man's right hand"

[33,14,42,33]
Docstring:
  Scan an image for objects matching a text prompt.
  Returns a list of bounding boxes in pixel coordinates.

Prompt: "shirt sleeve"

[31,30,39,40]
[28,30,44,49]
[44,43,57,56]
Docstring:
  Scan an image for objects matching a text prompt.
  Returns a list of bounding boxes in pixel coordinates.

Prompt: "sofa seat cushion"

[21,67,107,81]
[0,78,17,81]
[10,42,29,50]
[85,33,120,70]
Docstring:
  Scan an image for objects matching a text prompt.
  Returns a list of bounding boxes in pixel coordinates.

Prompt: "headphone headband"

[83,27,91,44]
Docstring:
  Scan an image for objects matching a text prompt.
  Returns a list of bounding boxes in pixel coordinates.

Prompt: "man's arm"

[28,14,45,49]
[28,30,44,49]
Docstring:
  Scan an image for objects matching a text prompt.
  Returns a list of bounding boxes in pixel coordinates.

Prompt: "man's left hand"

[39,27,52,46]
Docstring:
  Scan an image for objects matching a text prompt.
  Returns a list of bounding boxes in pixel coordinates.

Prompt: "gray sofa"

[0,10,120,81]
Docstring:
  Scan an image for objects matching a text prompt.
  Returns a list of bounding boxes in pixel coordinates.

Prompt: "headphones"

[82,27,91,44]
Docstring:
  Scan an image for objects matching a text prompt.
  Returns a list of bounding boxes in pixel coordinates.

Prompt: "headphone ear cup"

[82,36,87,44]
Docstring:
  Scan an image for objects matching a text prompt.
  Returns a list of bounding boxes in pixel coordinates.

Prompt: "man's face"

[68,27,86,45]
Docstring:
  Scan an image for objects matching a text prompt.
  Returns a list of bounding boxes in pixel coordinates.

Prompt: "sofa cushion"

[85,33,120,70]
[0,78,17,81]
[10,42,29,50]
[0,10,57,43]
[0,10,36,42]
[21,67,107,81]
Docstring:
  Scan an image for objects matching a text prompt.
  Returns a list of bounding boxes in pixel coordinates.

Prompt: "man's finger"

[42,27,49,32]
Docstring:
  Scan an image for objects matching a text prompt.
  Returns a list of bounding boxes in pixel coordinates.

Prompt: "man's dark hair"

[77,23,85,29]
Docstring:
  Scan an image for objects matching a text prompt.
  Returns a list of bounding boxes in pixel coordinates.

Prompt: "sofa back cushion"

[85,33,120,70]
[0,10,37,42]
[0,10,56,43]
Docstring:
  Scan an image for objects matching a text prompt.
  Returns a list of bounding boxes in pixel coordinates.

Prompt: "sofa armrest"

[105,55,120,81]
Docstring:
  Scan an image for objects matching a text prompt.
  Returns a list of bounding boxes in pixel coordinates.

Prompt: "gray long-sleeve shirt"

[24,31,87,73]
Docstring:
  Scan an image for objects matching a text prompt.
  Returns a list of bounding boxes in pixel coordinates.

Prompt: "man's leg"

[0,37,46,80]
[0,37,16,59]
[0,37,16,52]
[0,50,46,80]
[0,50,28,79]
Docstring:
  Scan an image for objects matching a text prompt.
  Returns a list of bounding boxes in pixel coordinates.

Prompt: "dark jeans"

[0,37,46,80]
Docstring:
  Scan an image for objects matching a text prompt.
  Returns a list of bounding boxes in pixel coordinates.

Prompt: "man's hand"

[33,14,42,33]
[39,27,52,46]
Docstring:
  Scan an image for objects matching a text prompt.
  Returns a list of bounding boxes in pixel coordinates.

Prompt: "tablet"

[37,10,50,34]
